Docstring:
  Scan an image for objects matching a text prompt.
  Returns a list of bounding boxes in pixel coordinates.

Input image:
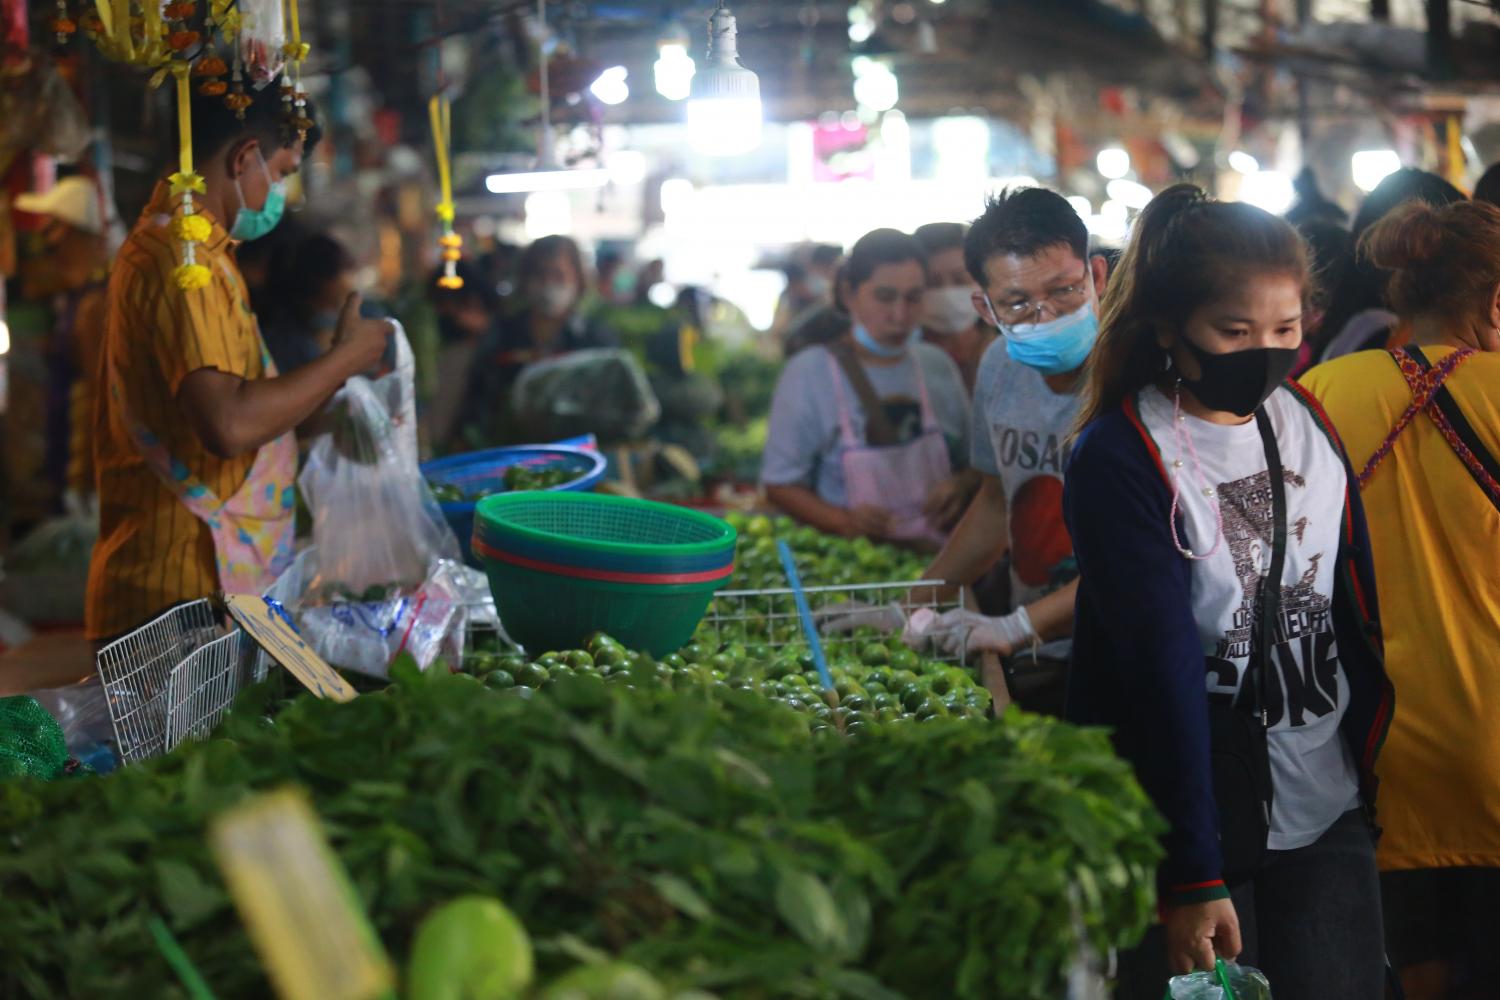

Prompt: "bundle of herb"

[0,674,1161,999]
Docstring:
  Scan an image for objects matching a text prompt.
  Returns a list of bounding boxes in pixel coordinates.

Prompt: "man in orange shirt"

[87,90,390,642]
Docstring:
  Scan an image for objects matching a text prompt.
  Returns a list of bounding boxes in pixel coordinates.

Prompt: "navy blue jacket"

[1063,383,1393,907]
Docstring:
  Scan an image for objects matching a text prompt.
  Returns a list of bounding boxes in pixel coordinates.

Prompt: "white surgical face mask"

[923,286,979,335]
[536,283,576,318]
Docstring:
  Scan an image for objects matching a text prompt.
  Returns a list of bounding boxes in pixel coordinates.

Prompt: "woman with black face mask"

[1063,186,1393,999]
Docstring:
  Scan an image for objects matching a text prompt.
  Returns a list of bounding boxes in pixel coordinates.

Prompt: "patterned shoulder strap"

[1355,348,1473,488]
[1401,347,1500,512]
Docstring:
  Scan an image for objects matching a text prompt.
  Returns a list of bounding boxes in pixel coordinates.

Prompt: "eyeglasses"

[994,281,1090,326]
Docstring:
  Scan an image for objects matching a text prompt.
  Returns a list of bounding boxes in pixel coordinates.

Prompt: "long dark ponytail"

[1075,184,1310,434]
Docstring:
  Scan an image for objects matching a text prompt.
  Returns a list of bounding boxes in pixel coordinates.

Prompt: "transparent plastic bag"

[265,550,473,679]
[511,349,661,443]
[1167,961,1272,1000]
[299,325,459,599]
[235,0,287,85]
[0,54,90,171]
[28,679,113,755]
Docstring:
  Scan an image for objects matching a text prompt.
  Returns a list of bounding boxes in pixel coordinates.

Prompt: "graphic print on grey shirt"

[970,341,1081,611]
[1138,385,1361,851]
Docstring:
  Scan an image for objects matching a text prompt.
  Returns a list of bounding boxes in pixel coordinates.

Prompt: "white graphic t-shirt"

[1137,384,1360,851]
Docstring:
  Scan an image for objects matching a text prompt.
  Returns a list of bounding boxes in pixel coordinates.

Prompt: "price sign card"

[224,594,357,702]
[211,788,394,1000]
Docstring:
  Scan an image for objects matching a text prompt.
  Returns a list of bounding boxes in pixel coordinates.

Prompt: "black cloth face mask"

[1180,340,1299,417]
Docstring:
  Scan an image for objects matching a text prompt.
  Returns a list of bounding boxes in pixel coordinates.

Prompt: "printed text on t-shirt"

[991,426,1072,473]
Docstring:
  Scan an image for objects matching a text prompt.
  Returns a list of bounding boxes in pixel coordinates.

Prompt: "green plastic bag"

[0,696,69,780]
[1166,959,1272,999]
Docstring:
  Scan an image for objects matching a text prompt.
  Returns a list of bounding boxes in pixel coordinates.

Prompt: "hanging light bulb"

[852,59,899,113]
[590,66,630,106]
[687,2,762,157]
[654,42,695,101]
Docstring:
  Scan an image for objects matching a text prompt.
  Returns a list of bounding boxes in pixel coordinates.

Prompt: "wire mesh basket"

[96,598,272,765]
[165,629,266,749]
[698,580,969,663]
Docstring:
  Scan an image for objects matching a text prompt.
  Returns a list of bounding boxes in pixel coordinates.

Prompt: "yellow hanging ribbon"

[174,63,195,180]
[282,0,308,60]
[429,94,462,289]
[109,0,132,59]
[93,0,113,37]
[428,95,456,222]
[142,0,167,64]
[1446,117,1466,191]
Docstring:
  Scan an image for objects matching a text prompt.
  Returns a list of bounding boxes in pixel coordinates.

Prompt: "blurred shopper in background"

[762,228,969,544]
[480,242,521,300]
[14,175,110,505]
[915,188,1109,660]
[236,215,302,306]
[423,260,494,450]
[1067,186,1391,998]
[1318,168,1465,363]
[450,235,618,449]
[1302,200,1500,1000]
[776,243,847,358]
[1474,162,1500,207]
[913,221,993,392]
[1284,166,1348,229]
[257,232,359,375]
[595,245,632,306]
[1287,219,1352,376]
[633,258,666,307]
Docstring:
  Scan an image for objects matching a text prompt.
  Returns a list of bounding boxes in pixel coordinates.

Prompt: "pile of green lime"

[719,513,927,591]
[463,630,989,730]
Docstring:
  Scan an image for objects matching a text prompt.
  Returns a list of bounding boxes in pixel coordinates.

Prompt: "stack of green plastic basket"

[473,492,737,656]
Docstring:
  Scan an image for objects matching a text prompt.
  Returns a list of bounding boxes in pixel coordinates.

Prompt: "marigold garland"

[173,264,213,290]
[79,0,311,291]
[172,214,213,243]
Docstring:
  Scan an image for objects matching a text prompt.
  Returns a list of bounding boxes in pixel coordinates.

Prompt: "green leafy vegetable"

[0,671,1161,999]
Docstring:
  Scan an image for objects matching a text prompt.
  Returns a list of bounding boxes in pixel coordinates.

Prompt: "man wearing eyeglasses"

[909,188,1109,692]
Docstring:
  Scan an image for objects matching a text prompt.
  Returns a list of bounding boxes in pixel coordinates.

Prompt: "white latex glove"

[817,600,907,636]
[907,607,1035,657]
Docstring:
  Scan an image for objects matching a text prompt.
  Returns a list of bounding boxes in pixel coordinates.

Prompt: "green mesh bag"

[0,696,69,780]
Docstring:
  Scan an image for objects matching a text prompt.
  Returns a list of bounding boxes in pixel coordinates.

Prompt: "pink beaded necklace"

[1167,385,1226,561]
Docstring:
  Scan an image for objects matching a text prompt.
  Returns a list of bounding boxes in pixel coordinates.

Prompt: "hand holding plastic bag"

[1167,960,1271,1000]
[299,324,459,598]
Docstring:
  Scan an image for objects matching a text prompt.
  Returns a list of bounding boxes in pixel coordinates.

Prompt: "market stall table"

[0,629,94,696]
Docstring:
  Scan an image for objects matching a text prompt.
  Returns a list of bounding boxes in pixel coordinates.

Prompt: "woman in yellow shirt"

[1301,200,1500,1000]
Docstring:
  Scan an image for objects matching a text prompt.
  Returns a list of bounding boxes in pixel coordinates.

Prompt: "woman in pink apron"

[762,229,973,547]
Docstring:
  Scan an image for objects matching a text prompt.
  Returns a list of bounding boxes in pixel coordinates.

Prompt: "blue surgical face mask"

[852,322,921,359]
[989,295,1099,376]
[230,151,287,242]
